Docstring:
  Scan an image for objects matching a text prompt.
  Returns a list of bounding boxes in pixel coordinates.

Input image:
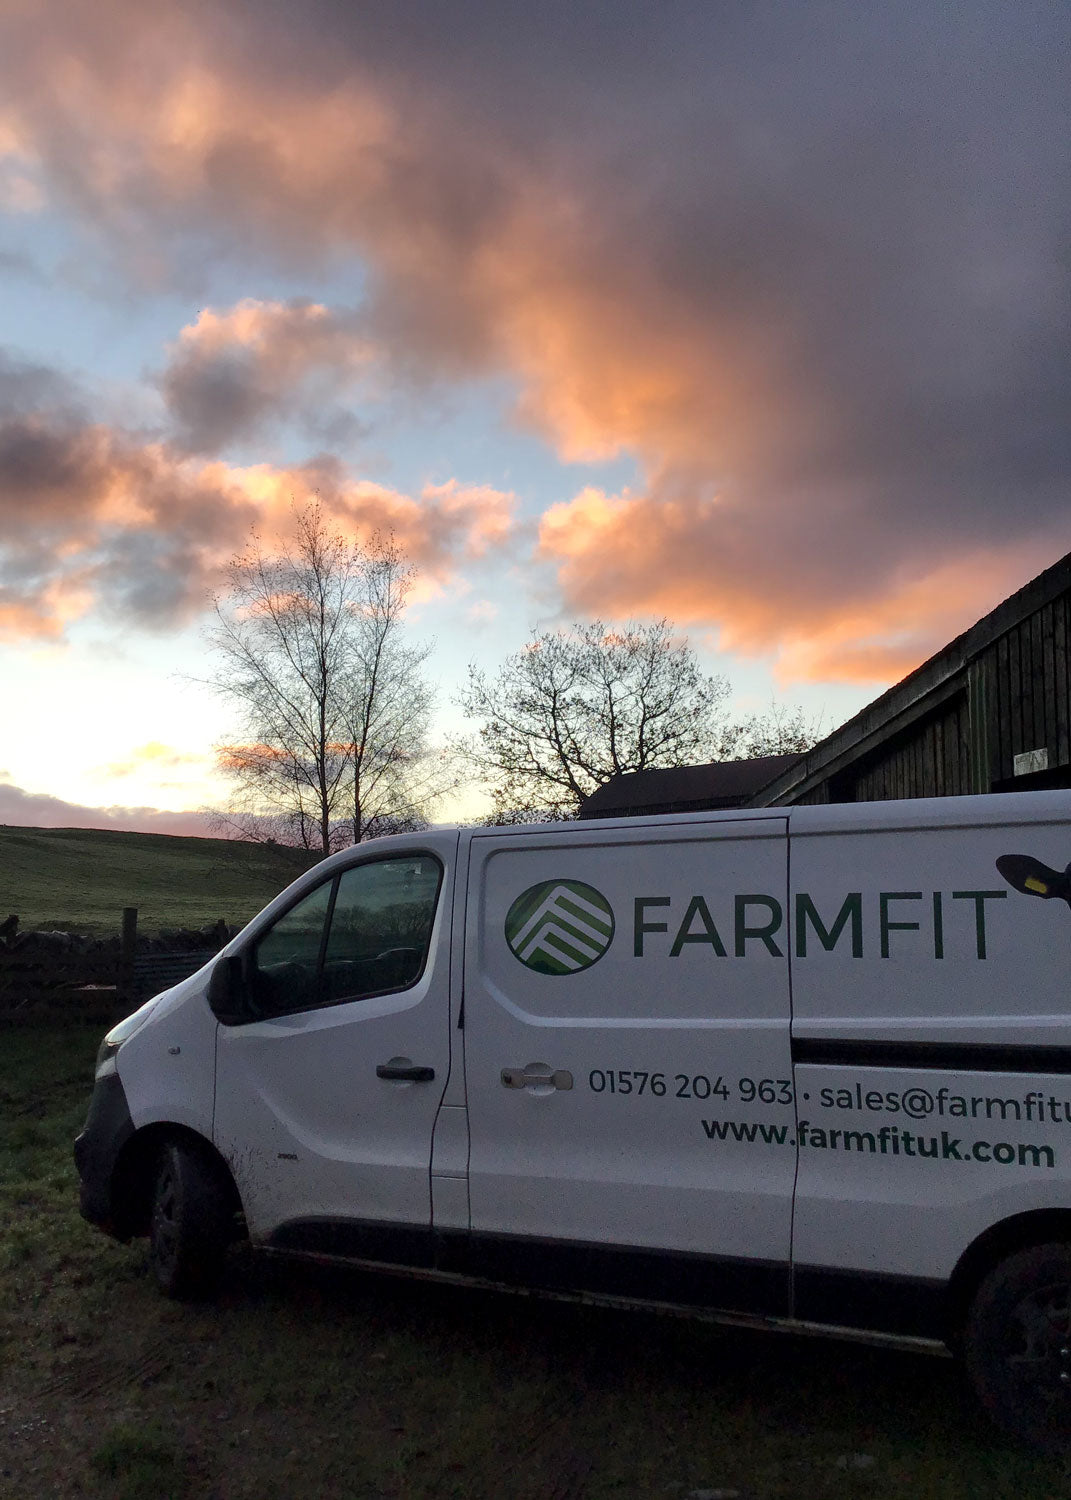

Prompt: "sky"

[0,0,1068,834]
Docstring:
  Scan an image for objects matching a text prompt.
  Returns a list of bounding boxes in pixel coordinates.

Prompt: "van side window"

[251,879,335,1016]
[322,856,442,1005]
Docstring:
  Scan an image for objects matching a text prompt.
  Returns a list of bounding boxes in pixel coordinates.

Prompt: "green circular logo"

[505,880,615,975]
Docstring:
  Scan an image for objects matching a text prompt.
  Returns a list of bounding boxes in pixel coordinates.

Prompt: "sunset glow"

[0,1,1067,830]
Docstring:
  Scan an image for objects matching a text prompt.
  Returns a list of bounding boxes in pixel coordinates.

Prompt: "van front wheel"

[149,1139,230,1299]
[964,1242,1071,1453]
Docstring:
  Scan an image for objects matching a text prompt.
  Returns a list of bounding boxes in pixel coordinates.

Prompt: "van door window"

[251,879,335,1016]
[322,856,442,1004]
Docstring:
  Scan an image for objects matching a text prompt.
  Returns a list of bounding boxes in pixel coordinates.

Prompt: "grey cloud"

[0,350,86,423]
[0,358,252,631]
[0,344,516,638]
[163,350,272,452]
[233,3,1071,620]
[158,299,374,455]
[0,248,46,283]
[1,1,1068,661]
[0,778,215,836]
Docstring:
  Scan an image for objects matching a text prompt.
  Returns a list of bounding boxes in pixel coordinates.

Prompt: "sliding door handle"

[501,1066,573,1090]
[377,1062,435,1082]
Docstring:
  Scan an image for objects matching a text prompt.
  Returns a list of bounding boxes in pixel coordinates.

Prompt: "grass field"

[2,1026,1070,1498]
[0,825,317,936]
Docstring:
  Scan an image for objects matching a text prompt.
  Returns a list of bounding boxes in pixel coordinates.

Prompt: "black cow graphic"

[996,854,1071,906]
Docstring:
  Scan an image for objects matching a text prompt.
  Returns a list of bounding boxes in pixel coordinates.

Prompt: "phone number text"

[587,1070,793,1104]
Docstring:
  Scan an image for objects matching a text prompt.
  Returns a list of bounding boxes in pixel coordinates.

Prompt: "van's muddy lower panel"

[269,1218,790,1318]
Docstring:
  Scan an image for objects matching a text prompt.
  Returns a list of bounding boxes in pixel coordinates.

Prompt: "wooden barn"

[751,549,1071,807]
[577,549,1071,820]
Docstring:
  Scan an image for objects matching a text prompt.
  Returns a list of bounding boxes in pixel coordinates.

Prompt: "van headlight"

[94,997,161,1077]
[95,1034,122,1072]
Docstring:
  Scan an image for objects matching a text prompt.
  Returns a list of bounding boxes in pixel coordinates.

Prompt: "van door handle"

[377,1063,436,1082]
[501,1067,573,1090]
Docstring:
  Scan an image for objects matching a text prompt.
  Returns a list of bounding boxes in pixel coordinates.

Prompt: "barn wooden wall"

[798,587,1071,804]
[985,589,1070,785]
[845,695,973,802]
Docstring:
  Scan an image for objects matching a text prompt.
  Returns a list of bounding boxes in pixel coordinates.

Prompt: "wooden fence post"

[119,907,138,1002]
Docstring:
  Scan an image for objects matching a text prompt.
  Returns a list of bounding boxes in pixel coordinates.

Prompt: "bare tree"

[334,535,453,843]
[456,620,825,822]
[728,701,824,758]
[455,619,737,819]
[208,502,445,853]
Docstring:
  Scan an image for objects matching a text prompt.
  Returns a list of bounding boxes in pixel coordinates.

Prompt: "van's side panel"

[464,814,794,1313]
[789,794,1071,1324]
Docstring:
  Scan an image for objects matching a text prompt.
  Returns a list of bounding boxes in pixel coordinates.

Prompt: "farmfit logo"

[505,880,615,975]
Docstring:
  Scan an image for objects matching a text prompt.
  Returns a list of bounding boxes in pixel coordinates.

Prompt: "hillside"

[0,825,320,936]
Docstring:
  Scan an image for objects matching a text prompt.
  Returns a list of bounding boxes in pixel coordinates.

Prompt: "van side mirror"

[995,854,1071,904]
[207,953,254,1024]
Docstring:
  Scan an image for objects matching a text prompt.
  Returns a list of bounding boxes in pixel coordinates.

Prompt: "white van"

[76,790,1071,1451]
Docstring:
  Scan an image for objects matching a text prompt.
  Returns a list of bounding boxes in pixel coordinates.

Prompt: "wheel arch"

[947,1208,1071,1342]
[110,1122,244,1241]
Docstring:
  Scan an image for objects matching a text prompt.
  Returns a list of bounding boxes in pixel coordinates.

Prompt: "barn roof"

[578,754,803,818]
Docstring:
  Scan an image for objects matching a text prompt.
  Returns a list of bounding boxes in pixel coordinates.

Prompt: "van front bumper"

[74,1071,135,1234]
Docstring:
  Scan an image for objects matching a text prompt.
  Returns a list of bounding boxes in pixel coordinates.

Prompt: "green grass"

[90,1421,189,1500]
[0,824,317,935]
[2,1024,1070,1497]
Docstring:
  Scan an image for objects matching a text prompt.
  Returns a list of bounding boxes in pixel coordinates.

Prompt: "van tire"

[148,1139,231,1299]
[963,1242,1071,1453]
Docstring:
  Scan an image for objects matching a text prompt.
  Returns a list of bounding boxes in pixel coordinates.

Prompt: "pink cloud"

[539,488,1066,684]
[0,775,216,836]
[0,3,1066,682]
[0,381,517,639]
